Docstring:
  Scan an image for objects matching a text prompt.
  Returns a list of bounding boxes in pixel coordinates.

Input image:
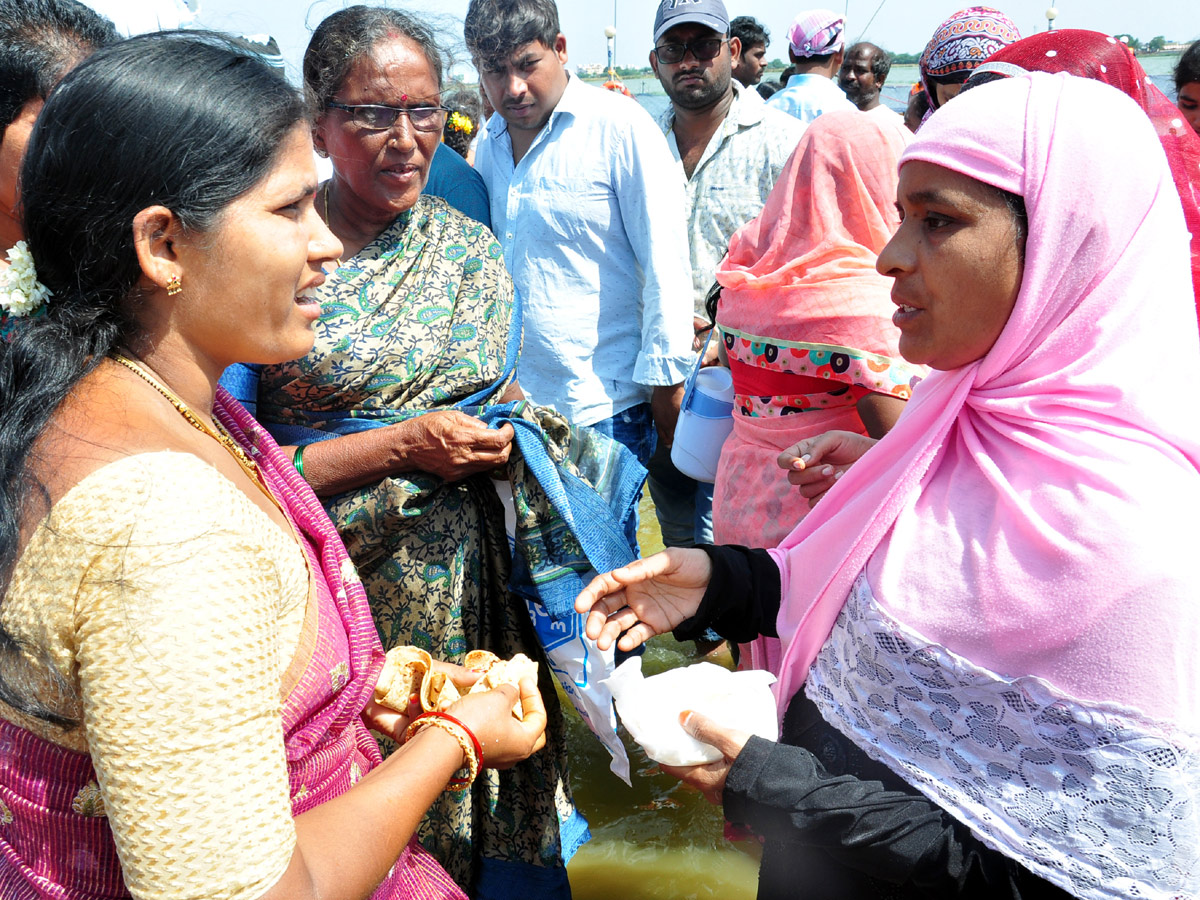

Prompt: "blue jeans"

[587,402,655,551]
[645,440,715,548]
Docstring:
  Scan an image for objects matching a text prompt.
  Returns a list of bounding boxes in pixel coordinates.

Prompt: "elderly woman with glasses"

[226,6,603,898]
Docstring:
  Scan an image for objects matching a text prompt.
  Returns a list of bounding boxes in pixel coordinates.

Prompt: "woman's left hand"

[659,710,752,806]
[361,699,411,743]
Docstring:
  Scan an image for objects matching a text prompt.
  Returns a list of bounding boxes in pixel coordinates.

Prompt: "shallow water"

[627,53,1184,117]
[563,496,761,899]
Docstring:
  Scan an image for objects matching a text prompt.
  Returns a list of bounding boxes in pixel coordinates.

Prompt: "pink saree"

[712,111,924,674]
[0,392,464,900]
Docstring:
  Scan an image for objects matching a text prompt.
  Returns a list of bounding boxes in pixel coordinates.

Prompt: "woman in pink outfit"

[0,33,545,900]
[712,110,924,674]
[579,72,1200,899]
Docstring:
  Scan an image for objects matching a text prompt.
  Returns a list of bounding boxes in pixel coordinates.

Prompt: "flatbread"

[374,646,432,711]
[373,646,537,719]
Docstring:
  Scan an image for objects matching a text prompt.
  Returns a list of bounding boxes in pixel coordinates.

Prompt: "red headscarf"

[973,29,1200,324]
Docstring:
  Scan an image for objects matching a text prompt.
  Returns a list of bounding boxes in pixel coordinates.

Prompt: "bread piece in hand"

[374,646,433,712]
[468,652,538,718]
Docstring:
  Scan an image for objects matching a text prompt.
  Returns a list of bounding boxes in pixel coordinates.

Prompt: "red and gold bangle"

[404,711,484,791]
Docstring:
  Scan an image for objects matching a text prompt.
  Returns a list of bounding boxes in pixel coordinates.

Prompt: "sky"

[106,0,1200,84]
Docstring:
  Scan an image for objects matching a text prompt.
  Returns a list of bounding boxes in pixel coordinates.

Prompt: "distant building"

[577,63,606,77]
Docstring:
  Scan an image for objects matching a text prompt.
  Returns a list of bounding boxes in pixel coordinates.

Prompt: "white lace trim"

[805,574,1200,900]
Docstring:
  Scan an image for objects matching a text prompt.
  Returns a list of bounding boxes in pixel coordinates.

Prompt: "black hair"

[1175,40,1200,93]
[703,282,721,328]
[794,50,837,66]
[305,6,446,115]
[442,88,482,158]
[1001,189,1028,256]
[729,16,769,51]
[0,0,118,132]
[756,80,780,100]
[960,69,1008,94]
[906,87,930,120]
[464,0,560,65]
[0,32,306,727]
[779,64,796,86]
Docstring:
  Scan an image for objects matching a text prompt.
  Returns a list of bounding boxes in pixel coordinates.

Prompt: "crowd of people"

[0,0,1198,898]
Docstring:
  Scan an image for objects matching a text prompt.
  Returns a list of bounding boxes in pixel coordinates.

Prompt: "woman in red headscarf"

[965,29,1200,323]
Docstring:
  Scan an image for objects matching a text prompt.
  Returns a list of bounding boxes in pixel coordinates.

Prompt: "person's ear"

[312,114,332,158]
[649,47,660,77]
[729,36,742,64]
[554,33,568,64]
[131,205,184,295]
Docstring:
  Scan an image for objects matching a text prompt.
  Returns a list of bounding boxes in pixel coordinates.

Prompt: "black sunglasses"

[652,38,728,65]
[327,102,450,132]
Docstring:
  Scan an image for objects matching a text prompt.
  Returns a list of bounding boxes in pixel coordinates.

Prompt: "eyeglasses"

[327,102,450,132]
[652,38,727,65]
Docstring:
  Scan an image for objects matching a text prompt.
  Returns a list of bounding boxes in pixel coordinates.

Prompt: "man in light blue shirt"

[466,0,694,474]
[767,8,857,124]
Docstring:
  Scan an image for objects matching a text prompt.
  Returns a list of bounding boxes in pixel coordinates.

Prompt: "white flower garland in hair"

[0,241,52,317]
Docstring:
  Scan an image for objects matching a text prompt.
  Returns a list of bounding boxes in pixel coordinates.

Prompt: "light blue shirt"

[766,73,857,124]
[474,73,695,426]
[659,81,806,313]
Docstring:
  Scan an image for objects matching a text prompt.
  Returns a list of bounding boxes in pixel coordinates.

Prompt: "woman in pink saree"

[712,110,925,673]
[0,34,545,900]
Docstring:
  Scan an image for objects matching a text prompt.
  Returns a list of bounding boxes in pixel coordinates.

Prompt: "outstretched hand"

[574,548,713,652]
[660,710,752,806]
[777,430,878,506]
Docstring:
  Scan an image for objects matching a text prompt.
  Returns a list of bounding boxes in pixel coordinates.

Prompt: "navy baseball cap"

[653,0,730,44]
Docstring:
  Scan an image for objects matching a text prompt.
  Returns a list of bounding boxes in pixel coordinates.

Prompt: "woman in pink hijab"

[577,72,1200,900]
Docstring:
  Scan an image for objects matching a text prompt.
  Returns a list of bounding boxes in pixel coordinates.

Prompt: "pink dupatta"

[216,394,465,900]
[769,73,1200,735]
[975,29,1200,325]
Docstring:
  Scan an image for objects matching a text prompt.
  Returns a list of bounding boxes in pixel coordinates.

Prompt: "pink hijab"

[770,72,1200,733]
[974,29,1200,323]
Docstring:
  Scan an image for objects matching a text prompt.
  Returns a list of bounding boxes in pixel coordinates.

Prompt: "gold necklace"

[109,353,267,490]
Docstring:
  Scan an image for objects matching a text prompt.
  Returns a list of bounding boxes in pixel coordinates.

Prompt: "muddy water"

[564,496,760,900]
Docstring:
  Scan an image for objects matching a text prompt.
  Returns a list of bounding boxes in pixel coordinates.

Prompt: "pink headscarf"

[973,29,1200,324]
[770,72,1200,733]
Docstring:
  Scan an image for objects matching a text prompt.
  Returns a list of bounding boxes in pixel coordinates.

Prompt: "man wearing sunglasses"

[645,0,803,552]
[766,8,857,124]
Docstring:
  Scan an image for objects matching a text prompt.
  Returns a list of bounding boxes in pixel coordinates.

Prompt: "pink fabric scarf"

[974,29,1200,325]
[217,395,467,900]
[770,72,1200,736]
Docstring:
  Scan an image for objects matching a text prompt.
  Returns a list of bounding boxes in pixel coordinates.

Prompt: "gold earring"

[166,275,182,296]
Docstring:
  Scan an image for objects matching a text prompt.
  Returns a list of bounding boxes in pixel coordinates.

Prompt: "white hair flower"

[0,241,52,317]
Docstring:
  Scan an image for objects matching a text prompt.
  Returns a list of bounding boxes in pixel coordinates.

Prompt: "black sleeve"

[722,707,1074,899]
[672,544,781,643]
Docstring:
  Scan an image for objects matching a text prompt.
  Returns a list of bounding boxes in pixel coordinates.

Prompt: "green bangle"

[292,443,307,480]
